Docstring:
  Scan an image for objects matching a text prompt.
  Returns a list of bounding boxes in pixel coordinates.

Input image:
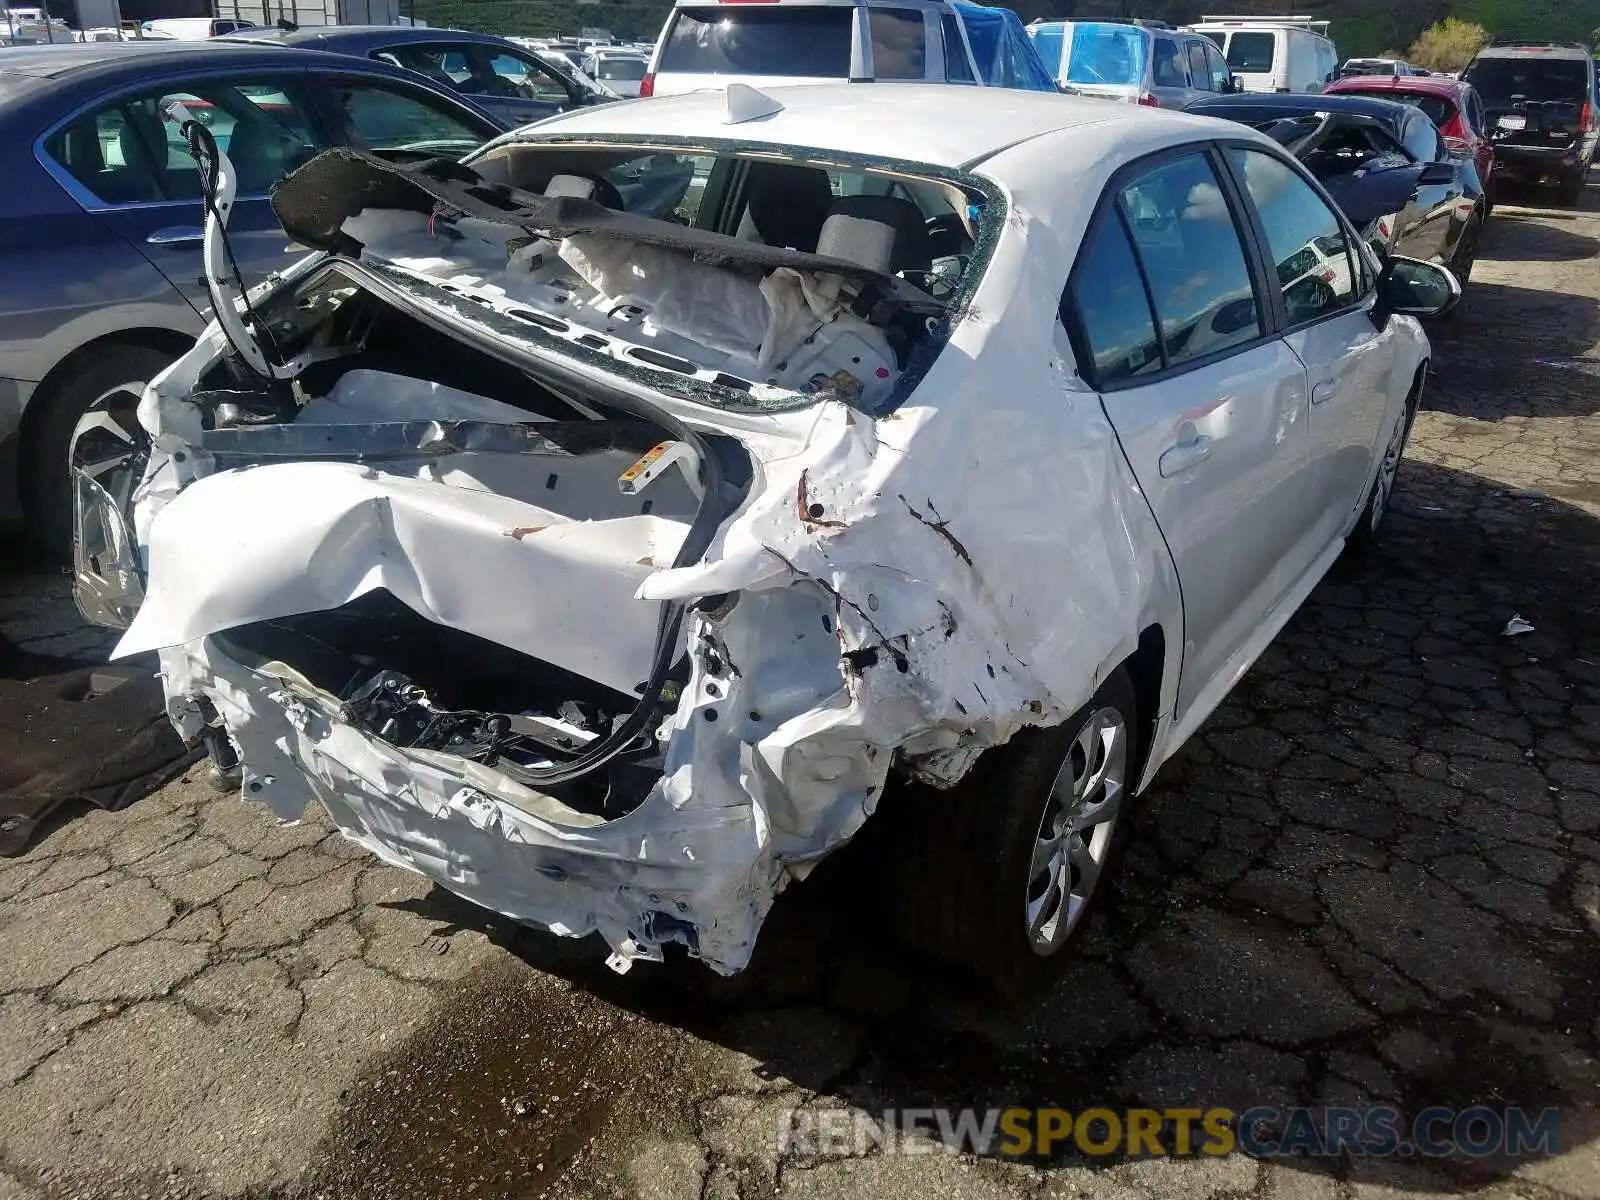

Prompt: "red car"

[1324,74,1496,205]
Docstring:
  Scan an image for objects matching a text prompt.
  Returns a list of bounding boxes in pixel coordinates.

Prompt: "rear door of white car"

[1063,145,1322,715]
[1221,144,1396,550]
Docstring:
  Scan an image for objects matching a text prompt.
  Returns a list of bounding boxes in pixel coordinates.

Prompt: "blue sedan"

[0,39,507,554]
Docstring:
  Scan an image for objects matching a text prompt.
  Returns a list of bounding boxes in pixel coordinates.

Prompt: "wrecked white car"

[73,85,1459,978]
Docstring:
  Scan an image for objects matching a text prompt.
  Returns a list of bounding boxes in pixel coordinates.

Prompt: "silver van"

[1027,19,1241,109]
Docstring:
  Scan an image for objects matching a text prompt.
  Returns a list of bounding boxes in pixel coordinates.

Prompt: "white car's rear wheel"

[892,668,1141,987]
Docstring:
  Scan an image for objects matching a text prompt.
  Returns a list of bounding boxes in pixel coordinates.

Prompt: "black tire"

[1448,210,1482,289]
[1556,170,1587,208]
[1346,370,1422,559]
[891,667,1141,990]
[19,343,174,562]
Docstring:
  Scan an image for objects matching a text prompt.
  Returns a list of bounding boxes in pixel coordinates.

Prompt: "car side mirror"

[1417,160,1455,185]
[1373,255,1460,326]
[1229,74,1245,93]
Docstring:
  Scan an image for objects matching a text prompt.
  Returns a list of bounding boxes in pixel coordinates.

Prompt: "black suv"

[1462,41,1597,206]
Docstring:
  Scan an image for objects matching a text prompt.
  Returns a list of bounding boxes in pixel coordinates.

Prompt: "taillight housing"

[1581,101,1595,133]
[639,71,655,97]
[1137,92,1159,107]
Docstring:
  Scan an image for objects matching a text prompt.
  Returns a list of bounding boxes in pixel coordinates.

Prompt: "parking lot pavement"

[0,185,1596,1200]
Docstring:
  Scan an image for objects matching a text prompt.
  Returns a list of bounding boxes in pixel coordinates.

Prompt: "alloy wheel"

[1368,404,1409,534]
[1024,706,1128,956]
[69,380,150,515]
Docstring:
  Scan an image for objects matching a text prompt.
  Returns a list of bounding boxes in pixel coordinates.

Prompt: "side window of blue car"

[43,78,322,206]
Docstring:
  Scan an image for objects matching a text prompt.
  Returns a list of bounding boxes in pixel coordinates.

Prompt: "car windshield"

[1226,31,1276,73]
[1341,88,1456,127]
[1062,23,1146,87]
[596,57,647,81]
[658,6,853,76]
[1464,59,1588,106]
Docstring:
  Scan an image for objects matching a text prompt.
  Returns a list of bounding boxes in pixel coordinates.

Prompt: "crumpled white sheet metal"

[126,182,1161,973]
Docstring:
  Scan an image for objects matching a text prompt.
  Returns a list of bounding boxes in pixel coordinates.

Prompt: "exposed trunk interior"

[178,260,752,816]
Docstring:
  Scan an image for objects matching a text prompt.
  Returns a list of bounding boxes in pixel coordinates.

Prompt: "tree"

[1407,18,1489,72]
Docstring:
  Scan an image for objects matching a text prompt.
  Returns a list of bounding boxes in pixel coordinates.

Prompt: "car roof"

[1470,43,1593,62]
[232,25,517,49]
[513,83,1230,170]
[0,38,342,91]
[1325,75,1467,100]
[1187,90,1418,132]
[0,39,501,130]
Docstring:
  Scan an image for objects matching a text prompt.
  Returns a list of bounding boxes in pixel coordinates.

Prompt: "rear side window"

[1464,58,1588,106]
[659,6,853,77]
[1226,31,1275,73]
[1203,42,1231,91]
[1066,212,1162,384]
[1119,153,1260,368]
[942,12,975,82]
[44,79,321,205]
[1152,37,1185,88]
[1187,41,1212,89]
[869,8,925,80]
[1068,150,1263,385]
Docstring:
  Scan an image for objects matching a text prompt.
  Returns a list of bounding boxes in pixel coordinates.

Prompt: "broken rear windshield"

[659,7,853,76]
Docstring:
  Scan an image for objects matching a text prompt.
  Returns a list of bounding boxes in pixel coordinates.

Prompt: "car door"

[1148,34,1190,107]
[1065,146,1322,714]
[1224,143,1395,549]
[38,72,324,318]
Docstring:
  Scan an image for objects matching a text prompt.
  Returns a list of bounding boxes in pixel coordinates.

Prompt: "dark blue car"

[0,40,507,553]
[227,25,618,128]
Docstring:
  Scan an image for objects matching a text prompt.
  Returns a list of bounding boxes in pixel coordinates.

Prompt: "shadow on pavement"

[1422,278,1600,421]
[307,457,1600,1197]
[0,531,195,854]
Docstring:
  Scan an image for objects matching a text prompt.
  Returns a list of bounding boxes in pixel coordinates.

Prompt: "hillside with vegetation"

[412,0,1600,60]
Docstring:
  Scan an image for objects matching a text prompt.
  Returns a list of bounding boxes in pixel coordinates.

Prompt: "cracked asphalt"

[0,180,1597,1200]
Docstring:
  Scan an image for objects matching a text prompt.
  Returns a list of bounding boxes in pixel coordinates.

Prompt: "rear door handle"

[146,227,203,247]
[1158,435,1213,477]
[1311,379,1341,405]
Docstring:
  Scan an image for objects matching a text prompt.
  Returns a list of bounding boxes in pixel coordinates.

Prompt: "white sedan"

[75,85,1457,981]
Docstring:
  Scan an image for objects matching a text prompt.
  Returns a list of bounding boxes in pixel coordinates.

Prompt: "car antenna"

[724,82,784,124]
[163,99,295,384]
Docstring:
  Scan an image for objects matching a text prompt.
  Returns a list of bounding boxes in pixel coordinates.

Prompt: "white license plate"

[1498,114,1527,131]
